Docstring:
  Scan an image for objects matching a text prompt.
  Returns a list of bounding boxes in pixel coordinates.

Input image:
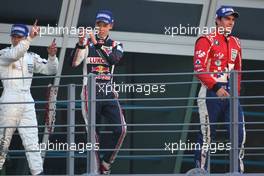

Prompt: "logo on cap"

[221,7,234,14]
[97,13,111,20]
[216,6,239,18]
[95,10,114,24]
[11,24,29,37]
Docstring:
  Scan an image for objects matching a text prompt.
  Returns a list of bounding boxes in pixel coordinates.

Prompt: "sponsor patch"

[214,52,224,59]
[87,57,106,64]
[196,50,206,58]
[101,45,112,55]
[28,64,33,73]
[195,59,201,65]
[91,65,110,74]
[95,75,111,81]
[231,49,238,61]
[215,60,221,66]
[214,40,219,45]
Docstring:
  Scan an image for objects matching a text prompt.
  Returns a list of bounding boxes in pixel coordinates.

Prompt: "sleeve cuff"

[76,43,86,49]
[26,36,33,42]
[212,83,222,92]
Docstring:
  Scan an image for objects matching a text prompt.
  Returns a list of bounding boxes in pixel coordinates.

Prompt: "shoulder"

[1,47,11,51]
[112,40,123,53]
[28,52,47,63]
[104,38,123,53]
[110,39,123,52]
[0,47,11,54]
[27,51,41,58]
[196,33,216,45]
[112,40,122,48]
[106,37,122,47]
[195,35,214,48]
[230,36,241,48]
[204,33,216,43]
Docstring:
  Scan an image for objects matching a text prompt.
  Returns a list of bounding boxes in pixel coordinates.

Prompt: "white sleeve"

[33,53,59,75]
[0,37,31,65]
[72,46,89,67]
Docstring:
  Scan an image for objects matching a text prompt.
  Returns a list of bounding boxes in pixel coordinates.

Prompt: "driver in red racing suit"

[194,6,246,173]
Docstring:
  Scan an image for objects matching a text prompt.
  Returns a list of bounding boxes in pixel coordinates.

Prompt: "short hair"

[215,17,222,26]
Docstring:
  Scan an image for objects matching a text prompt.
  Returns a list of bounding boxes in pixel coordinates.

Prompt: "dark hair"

[215,17,222,26]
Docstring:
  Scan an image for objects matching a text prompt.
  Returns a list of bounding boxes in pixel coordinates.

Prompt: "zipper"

[20,57,25,88]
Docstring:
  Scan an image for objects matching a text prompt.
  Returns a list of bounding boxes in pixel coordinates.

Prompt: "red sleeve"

[193,37,216,89]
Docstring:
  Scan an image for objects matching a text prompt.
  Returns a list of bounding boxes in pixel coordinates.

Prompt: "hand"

[29,19,40,39]
[216,87,230,99]
[88,30,97,45]
[78,28,87,46]
[47,38,57,57]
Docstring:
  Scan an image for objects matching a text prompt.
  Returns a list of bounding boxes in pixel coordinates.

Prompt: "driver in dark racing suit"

[71,10,126,175]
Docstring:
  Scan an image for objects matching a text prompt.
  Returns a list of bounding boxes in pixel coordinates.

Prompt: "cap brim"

[232,11,239,18]
[11,31,26,37]
[96,18,111,24]
[225,11,239,18]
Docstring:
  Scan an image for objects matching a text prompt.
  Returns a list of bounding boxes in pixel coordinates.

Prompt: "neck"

[215,27,230,36]
[97,34,108,39]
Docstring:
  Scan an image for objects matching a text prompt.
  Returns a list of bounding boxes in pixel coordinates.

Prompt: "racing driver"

[193,6,246,173]
[0,22,58,175]
[71,10,127,175]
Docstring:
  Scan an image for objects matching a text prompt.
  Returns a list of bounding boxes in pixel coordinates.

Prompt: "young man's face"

[11,35,25,46]
[95,21,113,38]
[216,15,236,34]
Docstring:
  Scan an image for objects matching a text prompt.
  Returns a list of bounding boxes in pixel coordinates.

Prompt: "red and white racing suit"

[193,31,246,172]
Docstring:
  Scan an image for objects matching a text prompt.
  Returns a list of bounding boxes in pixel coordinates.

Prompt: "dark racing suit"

[193,31,246,172]
[71,35,127,172]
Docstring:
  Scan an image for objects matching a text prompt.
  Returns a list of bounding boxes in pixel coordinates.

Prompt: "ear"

[109,23,114,29]
[215,18,221,26]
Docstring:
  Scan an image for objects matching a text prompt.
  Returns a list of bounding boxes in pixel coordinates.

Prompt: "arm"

[0,20,39,66]
[94,42,124,65]
[71,43,89,67]
[33,53,58,75]
[0,38,31,65]
[34,39,58,75]
[71,29,89,67]
[194,37,220,91]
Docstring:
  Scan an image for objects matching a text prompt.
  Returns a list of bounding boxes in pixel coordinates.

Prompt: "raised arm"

[33,39,58,75]
[0,38,31,65]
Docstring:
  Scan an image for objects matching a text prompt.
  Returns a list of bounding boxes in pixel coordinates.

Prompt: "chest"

[88,40,114,56]
[209,38,239,66]
[11,56,33,75]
